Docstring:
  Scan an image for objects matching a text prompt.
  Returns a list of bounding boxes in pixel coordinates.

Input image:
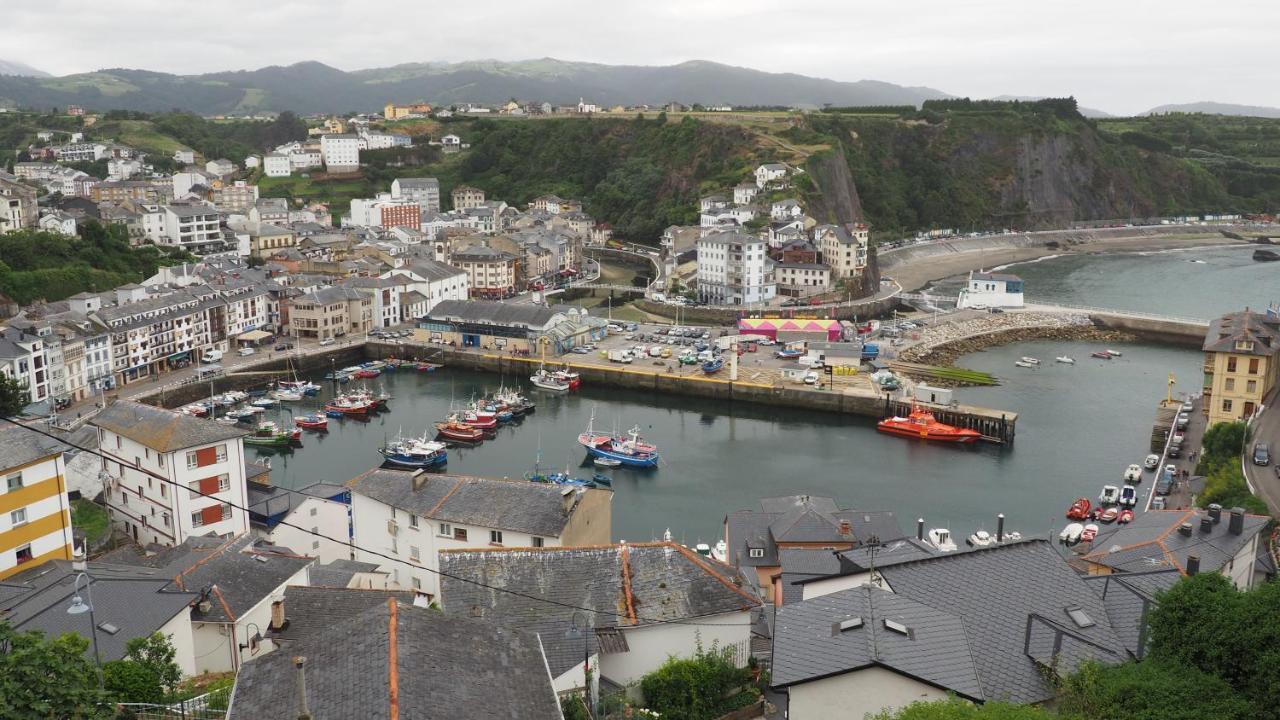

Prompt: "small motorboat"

[279,380,321,396]
[1096,507,1120,523]
[710,540,728,563]
[1119,485,1137,507]
[1055,356,1075,364]
[593,457,622,469]
[1019,357,1041,365]
[294,413,329,431]
[1014,360,1035,368]
[590,473,613,487]
[244,421,301,447]
[967,529,994,547]
[1080,524,1100,543]
[1059,522,1084,544]
[272,389,303,402]
[1118,509,1135,524]
[250,397,278,408]
[1123,464,1143,483]
[215,416,240,426]
[1066,497,1091,520]
[1091,350,1113,360]
[702,357,725,374]
[1105,349,1124,357]
[926,528,957,552]
[435,421,485,442]
[877,403,983,443]
[1099,485,1120,505]
[353,368,381,379]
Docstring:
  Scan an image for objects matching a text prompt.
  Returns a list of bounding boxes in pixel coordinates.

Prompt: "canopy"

[237,329,272,342]
[737,317,843,341]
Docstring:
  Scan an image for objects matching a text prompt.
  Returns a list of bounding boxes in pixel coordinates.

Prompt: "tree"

[1198,421,1247,473]
[124,632,182,699]
[0,374,30,417]
[0,622,111,719]
[638,643,752,720]
[869,698,1053,720]
[1059,659,1256,720]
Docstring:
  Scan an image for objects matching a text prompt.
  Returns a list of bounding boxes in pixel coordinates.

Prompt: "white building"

[288,148,323,171]
[775,262,831,297]
[320,134,364,171]
[93,401,251,547]
[815,224,870,280]
[755,162,790,189]
[158,204,223,253]
[0,326,49,405]
[107,157,143,180]
[347,468,612,601]
[205,158,236,177]
[391,177,440,213]
[771,199,804,221]
[173,148,196,164]
[248,482,351,564]
[957,270,1025,309]
[263,153,290,177]
[696,231,776,306]
[381,258,470,321]
[440,134,461,148]
[733,183,760,205]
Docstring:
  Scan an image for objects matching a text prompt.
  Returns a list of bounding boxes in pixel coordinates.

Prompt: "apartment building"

[0,326,49,405]
[816,223,870,280]
[92,180,166,205]
[696,231,776,306]
[0,175,38,233]
[93,401,250,547]
[289,286,373,340]
[381,258,469,321]
[91,285,221,386]
[450,245,519,298]
[0,425,74,580]
[390,177,441,213]
[320,134,364,171]
[1203,308,1280,425]
[158,204,223,253]
[451,185,485,211]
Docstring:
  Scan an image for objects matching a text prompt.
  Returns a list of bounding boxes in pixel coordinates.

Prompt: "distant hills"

[0,58,951,115]
[0,59,48,77]
[1144,101,1280,119]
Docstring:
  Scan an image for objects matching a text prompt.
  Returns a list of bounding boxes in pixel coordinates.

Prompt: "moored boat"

[593,457,622,469]
[577,411,660,468]
[1014,360,1035,368]
[323,395,374,416]
[379,434,448,469]
[1055,356,1075,364]
[272,389,303,402]
[244,421,301,447]
[530,369,571,392]
[250,397,278,408]
[926,528,957,552]
[435,420,485,442]
[353,368,381,379]
[1091,350,1113,359]
[876,403,982,443]
[1019,357,1041,365]
[1105,349,1124,357]
[294,413,329,431]
[702,357,724,374]
[552,368,581,390]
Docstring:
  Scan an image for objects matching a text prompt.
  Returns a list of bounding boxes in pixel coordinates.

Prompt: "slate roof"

[772,585,983,700]
[1078,508,1269,575]
[1082,569,1181,659]
[230,601,561,720]
[425,299,559,330]
[296,286,366,306]
[725,495,904,568]
[1203,309,1280,355]
[0,421,67,470]
[92,400,246,452]
[439,542,760,677]
[0,560,195,664]
[347,469,583,537]
[875,540,1126,703]
[308,559,387,589]
[269,585,417,645]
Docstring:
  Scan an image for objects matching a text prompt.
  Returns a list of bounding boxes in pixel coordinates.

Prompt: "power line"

[1,416,758,628]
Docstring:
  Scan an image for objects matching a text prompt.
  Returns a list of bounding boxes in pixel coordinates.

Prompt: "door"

[1245,401,1256,418]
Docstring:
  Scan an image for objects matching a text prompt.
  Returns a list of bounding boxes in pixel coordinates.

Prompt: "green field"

[258,173,377,208]
[98,119,188,155]
[71,498,110,546]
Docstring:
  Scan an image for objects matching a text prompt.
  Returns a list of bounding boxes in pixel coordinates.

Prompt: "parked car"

[570,346,590,354]
[319,338,336,347]
[803,371,819,385]
[275,341,294,351]
[1254,443,1271,466]
[1151,496,1167,510]
[1155,477,1174,496]
[237,347,256,357]
[201,349,223,364]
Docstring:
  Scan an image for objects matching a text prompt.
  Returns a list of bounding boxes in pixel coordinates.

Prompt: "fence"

[114,686,231,720]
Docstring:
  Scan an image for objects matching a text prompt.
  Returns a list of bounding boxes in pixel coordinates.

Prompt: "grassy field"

[71,498,110,546]
[95,119,188,155]
[258,173,377,207]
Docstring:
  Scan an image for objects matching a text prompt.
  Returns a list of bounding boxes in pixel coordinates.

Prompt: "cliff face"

[803,147,880,298]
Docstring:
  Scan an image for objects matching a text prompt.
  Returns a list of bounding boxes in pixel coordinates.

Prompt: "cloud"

[1,0,1275,115]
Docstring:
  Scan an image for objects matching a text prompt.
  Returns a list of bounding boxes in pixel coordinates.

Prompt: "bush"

[1060,658,1256,720]
[103,660,164,705]
[639,643,750,720]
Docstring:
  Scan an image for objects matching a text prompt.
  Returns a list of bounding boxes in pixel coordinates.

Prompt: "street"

[1243,388,1280,514]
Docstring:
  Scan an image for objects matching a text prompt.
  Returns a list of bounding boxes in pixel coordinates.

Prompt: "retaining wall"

[1087,314,1208,348]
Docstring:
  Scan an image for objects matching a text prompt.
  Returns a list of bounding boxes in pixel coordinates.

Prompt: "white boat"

[1014,360,1035,368]
[710,540,727,563]
[530,368,571,392]
[694,543,712,556]
[1099,484,1120,505]
[926,528,957,552]
[1059,522,1084,544]
[1019,357,1041,365]
[250,397,277,408]
[967,529,994,547]
[1105,349,1124,357]
[1055,356,1075,364]
[272,389,303,402]
[1123,464,1142,483]
[1000,531,1023,543]
[215,416,240,426]
[593,457,622,468]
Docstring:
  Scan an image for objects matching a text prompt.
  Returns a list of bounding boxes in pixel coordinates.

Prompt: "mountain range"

[0,60,48,77]
[1144,101,1280,119]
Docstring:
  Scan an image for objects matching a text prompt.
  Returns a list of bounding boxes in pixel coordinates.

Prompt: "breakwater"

[903,325,1137,366]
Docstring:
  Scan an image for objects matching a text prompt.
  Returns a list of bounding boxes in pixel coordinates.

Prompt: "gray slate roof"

[1082,570,1181,659]
[269,585,417,645]
[93,400,246,452]
[0,422,67,470]
[772,585,983,699]
[347,469,582,537]
[725,495,904,568]
[1080,508,1269,575]
[425,299,559,330]
[1203,309,1280,355]
[308,559,386,589]
[230,601,561,720]
[440,542,760,677]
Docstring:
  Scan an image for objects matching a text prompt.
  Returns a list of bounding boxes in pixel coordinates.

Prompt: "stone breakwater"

[900,313,1136,366]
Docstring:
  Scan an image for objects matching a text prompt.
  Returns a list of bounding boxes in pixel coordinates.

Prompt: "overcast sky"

[4,0,1276,115]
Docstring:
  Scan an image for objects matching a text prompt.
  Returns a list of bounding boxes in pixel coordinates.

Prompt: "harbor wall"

[1087,314,1208,348]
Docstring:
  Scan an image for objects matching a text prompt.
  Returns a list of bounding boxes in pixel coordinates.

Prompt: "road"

[1243,388,1280,514]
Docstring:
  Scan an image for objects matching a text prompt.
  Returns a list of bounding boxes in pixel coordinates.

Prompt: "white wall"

[601,610,752,687]
[787,666,951,720]
[800,572,875,601]
[157,609,199,677]
[1227,534,1259,589]
[269,497,349,564]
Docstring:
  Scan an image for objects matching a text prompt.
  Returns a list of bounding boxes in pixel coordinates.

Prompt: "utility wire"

[2,416,758,629]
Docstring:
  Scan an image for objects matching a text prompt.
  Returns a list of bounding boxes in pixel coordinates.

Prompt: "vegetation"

[102,633,183,705]
[70,499,110,547]
[1194,421,1266,514]
[637,643,757,720]
[0,622,111,719]
[871,698,1054,720]
[0,223,193,305]
[1059,658,1257,720]
[0,375,31,416]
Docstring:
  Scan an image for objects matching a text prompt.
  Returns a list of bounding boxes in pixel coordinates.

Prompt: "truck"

[860,343,880,361]
[608,349,634,364]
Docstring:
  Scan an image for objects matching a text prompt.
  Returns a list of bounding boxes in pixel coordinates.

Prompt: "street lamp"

[67,572,104,689]
[569,611,595,716]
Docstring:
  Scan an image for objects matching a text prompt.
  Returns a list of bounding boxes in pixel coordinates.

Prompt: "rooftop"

[92,400,246,452]
[0,421,67,470]
[425,299,560,330]
[1077,506,1269,575]
[1203,309,1280,356]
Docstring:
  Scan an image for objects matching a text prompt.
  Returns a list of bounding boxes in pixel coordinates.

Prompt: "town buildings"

[1202,308,1280,425]
[0,425,74,580]
[420,299,606,354]
[319,134,363,172]
[390,177,440,213]
[450,245,519,297]
[451,185,485,210]
[696,231,776,305]
[0,175,38,232]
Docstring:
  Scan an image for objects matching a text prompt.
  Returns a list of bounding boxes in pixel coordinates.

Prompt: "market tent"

[237,329,272,342]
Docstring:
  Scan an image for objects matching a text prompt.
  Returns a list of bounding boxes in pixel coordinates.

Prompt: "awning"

[168,351,191,361]
[237,329,272,342]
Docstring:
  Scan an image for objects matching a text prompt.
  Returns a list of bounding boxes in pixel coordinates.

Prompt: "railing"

[115,686,231,720]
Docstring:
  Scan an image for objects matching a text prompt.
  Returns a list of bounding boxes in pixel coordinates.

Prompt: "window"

[5,472,21,492]
[15,545,33,565]
[1248,380,1258,394]
[215,444,228,463]
[1249,358,1260,375]
[191,510,204,527]
[157,454,163,468]
[1223,399,1234,412]
[531,536,544,548]
[162,513,170,527]
[218,474,230,491]
[10,508,27,526]
[222,504,232,521]
[160,485,167,499]
[490,530,503,544]
[409,515,419,529]
[1065,605,1096,628]
[409,545,421,561]
[310,507,318,517]
[186,451,198,469]
[439,522,452,536]
[1226,378,1236,391]
[748,547,765,559]
[454,527,468,541]
[412,577,422,590]
[312,540,320,550]
[1227,357,1237,372]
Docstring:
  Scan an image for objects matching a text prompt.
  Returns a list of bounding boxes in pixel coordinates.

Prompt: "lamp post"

[569,611,595,716]
[66,572,103,690]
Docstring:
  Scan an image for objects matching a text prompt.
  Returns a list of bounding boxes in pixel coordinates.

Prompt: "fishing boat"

[1055,356,1075,364]
[1019,356,1041,365]
[1091,350,1113,359]
[876,403,983,443]
[294,413,329,431]
[323,394,374,416]
[552,368,582,390]
[244,421,301,447]
[577,411,661,468]
[353,368,381,379]
[435,420,486,442]
[702,357,724,374]
[530,368,572,392]
[593,457,622,469]
[249,397,278,408]
[272,388,303,402]
[279,379,321,396]
[450,410,497,430]
[379,434,448,469]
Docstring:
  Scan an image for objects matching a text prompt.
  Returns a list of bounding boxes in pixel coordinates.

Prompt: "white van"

[201,349,223,363]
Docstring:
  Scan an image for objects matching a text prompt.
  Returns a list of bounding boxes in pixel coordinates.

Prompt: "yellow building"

[1203,309,1280,426]
[0,424,74,580]
[384,102,432,120]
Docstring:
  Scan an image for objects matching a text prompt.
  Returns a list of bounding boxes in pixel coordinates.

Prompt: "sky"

[2,0,1276,116]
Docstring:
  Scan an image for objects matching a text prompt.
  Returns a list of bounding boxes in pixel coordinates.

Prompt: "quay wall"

[633,294,903,325]
[1087,314,1208,348]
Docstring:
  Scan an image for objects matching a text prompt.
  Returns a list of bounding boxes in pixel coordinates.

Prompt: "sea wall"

[1087,314,1208,348]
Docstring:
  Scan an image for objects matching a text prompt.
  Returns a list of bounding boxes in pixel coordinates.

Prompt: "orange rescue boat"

[877,403,982,443]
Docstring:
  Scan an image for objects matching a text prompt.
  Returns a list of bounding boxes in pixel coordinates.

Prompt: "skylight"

[97,622,120,635]
[838,617,863,632]
[1065,605,1095,628]
[883,618,912,636]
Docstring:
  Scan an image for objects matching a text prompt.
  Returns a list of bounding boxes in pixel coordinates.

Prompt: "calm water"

[250,245,1279,543]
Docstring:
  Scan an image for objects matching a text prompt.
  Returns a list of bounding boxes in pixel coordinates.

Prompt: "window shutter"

[201,505,223,526]
[194,447,218,467]
[199,476,221,495]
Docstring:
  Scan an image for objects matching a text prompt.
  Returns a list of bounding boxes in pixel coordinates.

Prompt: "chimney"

[294,656,312,720]
[917,518,925,541]
[270,599,287,631]
[1200,517,1214,533]
[1208,504,1222,523]
[1186,555,1200,576]
[996,513,1005,543]
[838,519,851,536]
[1229,507,1245,535]
[411,469,429,491]
[1178,522,1193,537]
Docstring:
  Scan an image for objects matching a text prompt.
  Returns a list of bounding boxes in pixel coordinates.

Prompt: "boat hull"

[581,444,660,468]
[876,422,981,443]
[379,451,447,468]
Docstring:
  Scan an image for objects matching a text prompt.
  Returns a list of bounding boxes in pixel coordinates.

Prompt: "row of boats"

[1014,349,1125,368]
[324,359,441,383]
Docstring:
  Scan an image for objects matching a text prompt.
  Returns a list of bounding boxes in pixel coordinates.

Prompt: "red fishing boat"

[294,413,329,431]
[324,394,374,416]
[552,368,582,390]
[876,404,982,443]
[1065,497,1091,520]
[435,421,485,442]
[452,410,497,430]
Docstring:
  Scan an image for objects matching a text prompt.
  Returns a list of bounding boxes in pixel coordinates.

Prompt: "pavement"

[1243,388,1280,514]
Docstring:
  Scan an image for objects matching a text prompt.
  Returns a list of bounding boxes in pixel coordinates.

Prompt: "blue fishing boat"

[702,357,724,374]
[577,410,660,468]
[378,434,448,469]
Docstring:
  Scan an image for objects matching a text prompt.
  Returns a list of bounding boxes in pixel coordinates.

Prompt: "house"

[383,102,432,120]
[107,534,314,674]
[0,175,38,233]
[440,542,761,692]
[154,203,224,254]
[229,595,561,720]
[451,185,485,210]
[1202,308,1280,425]
[308,559,391,589]
[815,223,870,280]
[449,245,519,297]
[380,258,469,320]
[723,494,905,595]
[205,158,236,178]
[342,276,403,328]
[957,270,1025,310]
[173,148,196,164]
[420,299,606,353]
[775,262,831,298]
[771,199,804,221]
[1073,505,1272,589]
[289,286,373,340]
[0,325,51,405]
[38,210,79,236]
[347,468,612,600]
[787,538,941,605]
[733,183,760,205]
[390,177,440,213]
[755,163,791,189]
[92,401,251,546]
[319,134,364,172]
[696,231,776,306]
[211,181,259,213]
[0,424,75,579]
[773,540,1129,718]
[441,133,462,148]
[247,482,351,564]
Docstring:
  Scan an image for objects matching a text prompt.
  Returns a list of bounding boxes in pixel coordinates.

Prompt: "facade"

[1202,308,1280,425]
[775,262,831,297]
[289,286,373,340]
[815,224,870,281]
[93,401,251,547]
[0,425,74,580]
[92,180,165,204]
[450,245,519,297]
[391,177,441,212]
[420,299,605,354]
[348,469,611,600]
[211,181,259,213]
[247,482,351,564]
[696,231,776,306]
[755,163,790,189]
[957,270,1025,310]
[381,259,469,320]
[383,102,432,119]
[263,153,291,177]
[451,185,485,211]
[0,176,38,233]
[0,326,50,405]
[320,134,364,171]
